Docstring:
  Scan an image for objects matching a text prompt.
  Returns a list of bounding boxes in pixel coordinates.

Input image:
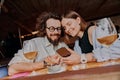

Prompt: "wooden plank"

[9,64,120,80]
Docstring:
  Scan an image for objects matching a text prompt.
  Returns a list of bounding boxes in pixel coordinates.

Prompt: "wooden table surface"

[2,58,120,80]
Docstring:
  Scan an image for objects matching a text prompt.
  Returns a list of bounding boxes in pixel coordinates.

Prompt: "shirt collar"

[44,36,61,49]
[44,36,52,47]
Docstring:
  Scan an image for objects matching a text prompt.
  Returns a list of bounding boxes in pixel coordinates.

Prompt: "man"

[8,12,68,75]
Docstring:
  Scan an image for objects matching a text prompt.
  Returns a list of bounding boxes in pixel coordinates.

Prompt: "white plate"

[47,66,66,74]
[102,61,119,66]
[72,64,86,70]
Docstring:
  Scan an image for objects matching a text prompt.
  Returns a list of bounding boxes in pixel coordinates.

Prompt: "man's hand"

[44,54,60,66]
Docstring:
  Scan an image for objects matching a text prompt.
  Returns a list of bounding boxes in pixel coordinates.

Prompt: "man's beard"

[47,34,61,46]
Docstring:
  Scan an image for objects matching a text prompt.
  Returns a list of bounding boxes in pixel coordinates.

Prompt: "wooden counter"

[2,59,120,80]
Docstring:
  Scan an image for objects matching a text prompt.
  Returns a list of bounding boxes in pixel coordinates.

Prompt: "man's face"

[46,18,61,45]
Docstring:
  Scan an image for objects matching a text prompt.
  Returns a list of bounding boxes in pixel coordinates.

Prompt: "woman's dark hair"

[62,10,87,31]
[36,12,62,37]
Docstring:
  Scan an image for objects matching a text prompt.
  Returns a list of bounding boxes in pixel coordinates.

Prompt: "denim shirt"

[74,28,120,62]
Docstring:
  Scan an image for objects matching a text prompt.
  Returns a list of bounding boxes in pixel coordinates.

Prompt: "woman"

[61,10,120,64]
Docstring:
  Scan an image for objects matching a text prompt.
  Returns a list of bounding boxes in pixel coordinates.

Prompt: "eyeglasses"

[46,26,62,32]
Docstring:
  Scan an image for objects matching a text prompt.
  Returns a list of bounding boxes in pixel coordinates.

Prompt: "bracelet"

[80,54,87,64]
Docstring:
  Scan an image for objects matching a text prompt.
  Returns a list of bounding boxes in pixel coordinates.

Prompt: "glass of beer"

[96,18,117,47]
[23,40,38,62]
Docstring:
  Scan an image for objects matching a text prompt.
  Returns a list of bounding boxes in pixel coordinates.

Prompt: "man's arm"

[8,61,44,76]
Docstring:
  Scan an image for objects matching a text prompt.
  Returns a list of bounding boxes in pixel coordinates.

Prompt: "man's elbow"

[8,65,17,76]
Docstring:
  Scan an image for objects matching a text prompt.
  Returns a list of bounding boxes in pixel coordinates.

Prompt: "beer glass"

[96,18,117,47]
[23,40,38,62]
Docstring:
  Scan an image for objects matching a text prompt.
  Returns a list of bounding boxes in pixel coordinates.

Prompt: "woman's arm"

[62,48,96,65]
[88,25,96,45]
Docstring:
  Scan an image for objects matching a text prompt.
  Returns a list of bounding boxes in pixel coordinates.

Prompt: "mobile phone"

[56,47,71,57]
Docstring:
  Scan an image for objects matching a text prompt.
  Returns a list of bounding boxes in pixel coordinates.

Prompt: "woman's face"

[61,17,81,37]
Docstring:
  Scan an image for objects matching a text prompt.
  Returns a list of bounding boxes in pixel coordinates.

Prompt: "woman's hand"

[62,48,81,65]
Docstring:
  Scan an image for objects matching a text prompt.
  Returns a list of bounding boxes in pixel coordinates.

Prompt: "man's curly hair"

[36,12,62,37]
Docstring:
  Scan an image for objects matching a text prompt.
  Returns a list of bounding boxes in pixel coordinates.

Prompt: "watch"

[80,54,87,64]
